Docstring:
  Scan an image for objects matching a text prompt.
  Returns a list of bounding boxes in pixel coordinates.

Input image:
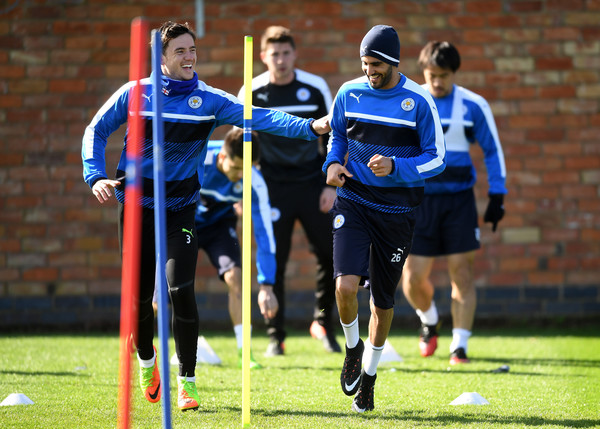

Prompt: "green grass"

[0,327,599,428]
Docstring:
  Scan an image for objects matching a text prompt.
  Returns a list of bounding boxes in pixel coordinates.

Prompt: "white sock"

[416,301,438,326]
[137,349,156,368]
[363,339,384,376]
[341,316,360,349]
[234,324,244,349]
[178,375,196,383]
[450,328,471,353]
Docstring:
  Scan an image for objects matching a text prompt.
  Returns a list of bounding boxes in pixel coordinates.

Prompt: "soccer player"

[401,41,507,364]
[82,21,330,411]
[194,128,278,369]
[238,26,340,356]
[324,25,445,412]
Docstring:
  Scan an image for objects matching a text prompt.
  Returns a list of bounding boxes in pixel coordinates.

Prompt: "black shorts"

[330,197,415,310]
[196,217,240,280]
[410,189,480,257]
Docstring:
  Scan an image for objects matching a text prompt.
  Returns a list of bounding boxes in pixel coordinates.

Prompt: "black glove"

[484,194,504,232]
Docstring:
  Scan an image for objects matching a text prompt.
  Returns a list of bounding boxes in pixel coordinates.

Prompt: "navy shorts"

[410,189,480,257]
[196,217,240,280]
[330,197,415,310]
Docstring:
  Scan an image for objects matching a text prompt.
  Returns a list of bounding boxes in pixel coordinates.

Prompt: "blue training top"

[422,84,507,196]
[195,141,276,286]
[324,73,446,213]
[82,72,319,211]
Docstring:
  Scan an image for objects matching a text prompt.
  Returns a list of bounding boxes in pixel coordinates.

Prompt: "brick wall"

[1,0,599,330]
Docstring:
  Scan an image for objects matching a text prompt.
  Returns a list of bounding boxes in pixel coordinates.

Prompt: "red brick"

[50,50,92,64]
[520,100,558,115]
[500,87,537,100]
[521,185,559,199]
[488,272,525,286]
[582,27,600,41]
[6,108,43,123]
[0,239,20,252]
[0,269,20,282]
[143,5,183,18]
[0,65,25,78]
[561,184,598,199]
[528,271,565,285]
[543,27,582,40]
[579,228,600,242]
[540,85,577,98]
[105,36,130,50]
[23,267,59,282]
[61,267,99,281]
[542,170,580,184]
[507,1,543,12]
[566,271,600,285]
[499,257,538,272]
[448,16,486,28]
[0,95,22,108]
[104,5,144,19]
[65,36,105,50]
[508,115,547,128]
[48,79,86,93]
[536,57,573,70]
[8,79,48,94]
[462,58,495,71]
[526,129,565,142]
[5,196,43,208]
[0,153,24,166]
[27,65,66,79]
[564,156,600,170]
[487,15,522,27]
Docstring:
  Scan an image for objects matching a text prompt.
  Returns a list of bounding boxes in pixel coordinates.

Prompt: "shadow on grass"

[0,369,83,377]
[210,405,600,428]
[475,356,600,368]
[386,366,564,377]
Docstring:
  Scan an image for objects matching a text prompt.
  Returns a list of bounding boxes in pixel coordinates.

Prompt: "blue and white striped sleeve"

[82,81,132,188]
[471,97,507,195]
[250,167,276,285]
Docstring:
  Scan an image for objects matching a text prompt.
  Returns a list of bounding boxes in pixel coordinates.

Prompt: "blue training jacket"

[82,72,319,211]
[422,84,507,196]
[196,141,276,286]
[324,73,446,213]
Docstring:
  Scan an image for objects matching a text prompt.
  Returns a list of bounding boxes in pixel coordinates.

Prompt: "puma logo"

[350,93,362,103]
[142,93,152,102]
[256,93,268,103]
[182,228,194,238]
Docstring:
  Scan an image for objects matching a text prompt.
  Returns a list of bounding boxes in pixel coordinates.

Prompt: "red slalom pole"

[117,17,148,429]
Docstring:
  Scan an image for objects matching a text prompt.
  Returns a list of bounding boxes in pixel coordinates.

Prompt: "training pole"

[151,29,172,429]
[117,17,147,429]
[241,35,253,428]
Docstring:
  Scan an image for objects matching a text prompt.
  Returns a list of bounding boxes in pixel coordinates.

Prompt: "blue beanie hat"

[360,25,400,67]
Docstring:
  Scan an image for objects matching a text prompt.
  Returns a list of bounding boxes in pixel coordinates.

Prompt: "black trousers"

[118,203,199,377]
[263,179,336,343]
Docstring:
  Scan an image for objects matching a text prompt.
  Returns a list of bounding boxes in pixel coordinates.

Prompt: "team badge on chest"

[401,98,415,111]
[296,88,310,102]
[188,96,202,109]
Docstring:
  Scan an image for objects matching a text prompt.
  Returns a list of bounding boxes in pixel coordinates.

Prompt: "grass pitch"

[0,326,598,428]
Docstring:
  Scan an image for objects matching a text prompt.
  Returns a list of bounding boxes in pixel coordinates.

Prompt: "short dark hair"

[155,21,196,55]
[223,127,261,162]
[418,41,461,73]
[260,25,295,51]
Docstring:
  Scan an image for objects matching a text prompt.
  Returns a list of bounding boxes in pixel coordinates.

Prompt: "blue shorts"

[196,217,240,280]
[330,197,415,310]
[410,189,480,257]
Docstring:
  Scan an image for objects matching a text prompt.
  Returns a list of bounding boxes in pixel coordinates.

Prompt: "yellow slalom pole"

[241,35,253,428]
